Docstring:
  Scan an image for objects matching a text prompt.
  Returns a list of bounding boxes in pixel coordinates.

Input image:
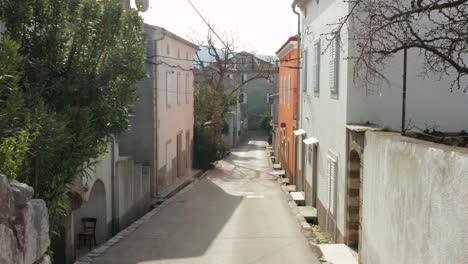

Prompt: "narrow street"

[93,131,320,264]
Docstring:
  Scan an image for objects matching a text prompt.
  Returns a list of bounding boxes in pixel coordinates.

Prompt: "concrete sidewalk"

[92,131,321,264]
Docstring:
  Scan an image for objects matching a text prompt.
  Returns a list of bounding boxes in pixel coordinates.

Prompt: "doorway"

[311,144,318,207]
[177,133,182,177]
[347,150,362,249]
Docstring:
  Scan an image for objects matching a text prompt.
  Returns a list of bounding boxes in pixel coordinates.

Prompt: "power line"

[186,0,229,49]
[149,53,301,64]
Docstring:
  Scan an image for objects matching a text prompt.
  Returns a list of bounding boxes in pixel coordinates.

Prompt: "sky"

[135,0,298,56]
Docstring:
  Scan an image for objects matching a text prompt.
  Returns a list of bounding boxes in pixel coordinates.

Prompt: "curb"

[277,174,325,261]
[74,178,197,264]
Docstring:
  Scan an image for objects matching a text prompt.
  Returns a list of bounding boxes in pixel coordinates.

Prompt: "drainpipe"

[292,0,302,186]
[109,134,118,235]
[153,33,165,198]
[292,0,301,129]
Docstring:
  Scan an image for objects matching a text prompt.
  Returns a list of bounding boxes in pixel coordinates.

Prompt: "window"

[303,49,308,92]
[177,72,181,105]
[239,92,247,104]
[241,57,246,64]
[186,52,189,60]
[313,40,320,94]
[185,73,189,104]
[166,44,170,55]
[241,73,248,83]
[0,21,4,42]
[165,141,172,169]
[283,78,287,103]
[280,77,283,104]
[186,132,190,168]
[329,35,340,94]
[327,154,338,216]
[287,74,291,109]
[177,48,180,58]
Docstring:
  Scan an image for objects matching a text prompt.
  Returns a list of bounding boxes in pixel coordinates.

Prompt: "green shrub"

[193,124,225,169]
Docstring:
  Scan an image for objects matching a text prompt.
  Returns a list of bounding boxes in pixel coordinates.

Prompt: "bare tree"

[193,27,277,144]
[329,0,468,91]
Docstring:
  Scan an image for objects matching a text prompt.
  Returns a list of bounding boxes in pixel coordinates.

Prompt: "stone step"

[319,244,358,264]
[270,170,285,177]
[290,191,305,206]
[285,185,296,192]
[298,206,317,222]
[281,178,290,184]
[273,164,281,170]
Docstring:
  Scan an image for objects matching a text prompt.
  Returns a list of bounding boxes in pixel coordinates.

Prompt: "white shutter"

[313,41,320,92]
[303,49,308,92]
[329,36,339,93]
[327,155,337,215]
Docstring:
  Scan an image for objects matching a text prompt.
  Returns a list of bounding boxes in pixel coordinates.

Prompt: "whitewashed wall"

[362,131,468,264]
[300,0,351,239]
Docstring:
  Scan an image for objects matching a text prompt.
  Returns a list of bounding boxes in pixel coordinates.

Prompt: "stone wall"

[0,175,50,264]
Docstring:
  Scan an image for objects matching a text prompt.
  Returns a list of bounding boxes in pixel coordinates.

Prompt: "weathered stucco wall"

[362,131,468,264]
[0,175,50,264]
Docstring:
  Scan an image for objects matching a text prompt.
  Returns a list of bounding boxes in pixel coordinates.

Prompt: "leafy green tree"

[259,112,272,133]
[0,0,146,242]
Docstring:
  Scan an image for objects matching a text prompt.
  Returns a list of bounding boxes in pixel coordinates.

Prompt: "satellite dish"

[134,0,149,12]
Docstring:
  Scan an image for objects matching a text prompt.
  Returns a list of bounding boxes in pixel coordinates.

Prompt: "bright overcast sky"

[136,0,297,56]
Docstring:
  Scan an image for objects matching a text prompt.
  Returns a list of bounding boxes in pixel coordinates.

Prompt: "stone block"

[0,224,22,264]
[348,178,360,190]
[0,175,14,223]
[10,180,34,206]
[24,200,50,264]
[33,255,51,264]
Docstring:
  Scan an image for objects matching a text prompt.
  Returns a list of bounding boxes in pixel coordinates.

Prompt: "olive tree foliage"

[331,0,468,91]
[0,0,146,238]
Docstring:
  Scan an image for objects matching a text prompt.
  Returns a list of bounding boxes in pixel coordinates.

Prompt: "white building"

[294,0,468,255]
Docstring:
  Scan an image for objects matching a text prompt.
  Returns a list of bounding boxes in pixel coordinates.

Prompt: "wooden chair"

[78,217,97,250]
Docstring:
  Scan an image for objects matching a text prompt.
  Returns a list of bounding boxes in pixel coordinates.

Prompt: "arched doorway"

[74,180,108,247]
[347,150,362,249]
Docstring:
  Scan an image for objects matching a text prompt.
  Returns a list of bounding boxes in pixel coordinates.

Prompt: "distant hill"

[195,47,278,67]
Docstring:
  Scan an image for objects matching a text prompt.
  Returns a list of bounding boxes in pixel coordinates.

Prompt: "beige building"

[118,24,198,196]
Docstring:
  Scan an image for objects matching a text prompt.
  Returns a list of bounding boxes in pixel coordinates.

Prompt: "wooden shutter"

[288,74,291,109]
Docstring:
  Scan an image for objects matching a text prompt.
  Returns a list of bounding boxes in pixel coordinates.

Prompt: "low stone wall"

[0,175,50,264]
[362,132,468,264]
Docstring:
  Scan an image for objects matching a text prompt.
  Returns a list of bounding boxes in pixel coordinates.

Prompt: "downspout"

[292,0,301,129]
[110,134,117,235]
[153,33,165,198]
[292,0,301,186]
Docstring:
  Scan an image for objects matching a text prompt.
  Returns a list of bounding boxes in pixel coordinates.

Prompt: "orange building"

[276,36,298,184]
